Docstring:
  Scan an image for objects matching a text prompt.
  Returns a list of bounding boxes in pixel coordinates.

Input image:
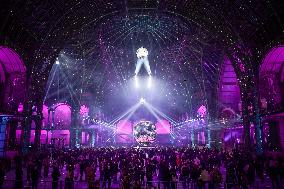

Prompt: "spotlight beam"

[44,65,58,103]
[109,102,140,124]
[143,102,161,121]
[112,103,141,135]
[59,67,81,106]
[124,104,140,121]
[44,85,72,99]
[147,76,152,88]
[107,98,147,141]
[143,102,176,139]
[107,100,142,141]
[108,107,139,142]
[134,75,139,88]
[145,102,177,124]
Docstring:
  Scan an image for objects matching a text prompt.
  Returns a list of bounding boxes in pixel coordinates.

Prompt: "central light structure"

[136,47,148,58]
[133,120,156,146]
[55,58,60,65]
[135,47,151,76]
[140,98,146,104]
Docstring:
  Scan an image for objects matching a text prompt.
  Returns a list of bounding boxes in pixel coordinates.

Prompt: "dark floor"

[2,164,275,189]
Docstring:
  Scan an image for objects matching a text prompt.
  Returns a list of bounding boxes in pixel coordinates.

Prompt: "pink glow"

[262,46,284,70]
[156,119,170,134]
[116,134,133,143]
[116,119,132,134]
[224,130,242,142]
[42,105,49,127]
[197,105,207,117]
[0,46,26,74]
[29,130,44,143]
[135,135,155,143]
[80,105,89,117]
[22,129,70,145]
[239,63,245,72]
[81,131,89,144]
[30,105,49,128]
[197,132,205,144]
[259,45,284,107]
[49,130,70,145]
[16,130,22,140]
[261,46,284,82]
[18,103,24,113]
[54,103,71,128]
[0,63,4,83]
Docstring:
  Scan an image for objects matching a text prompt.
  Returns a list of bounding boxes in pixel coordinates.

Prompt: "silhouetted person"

[43,157,50,178]
[52,166,61,189]
[14,155,23,189]
[31,165,39,189]
[102,162,111,189]
[180,162,190,189]
[159,160,171,189]
[0,160,5,189]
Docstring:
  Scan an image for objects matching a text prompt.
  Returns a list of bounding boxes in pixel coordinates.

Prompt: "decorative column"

[46,109,51,145]
[90,131,95,147]
[190,126,195,147]
[211,128,222,149]
[78,127,82,147]
[204,119,210,148]
[240,77,263,153]
[51,110,55,145]
[34,116,42,149]
[252,89,264,154]
[70,106,80,148]
[8,119,18,148]
[0,115,11,157]
[241,90,251,150]
[22,102,32,155]
[267,120,281,151]
[34,102,43,149]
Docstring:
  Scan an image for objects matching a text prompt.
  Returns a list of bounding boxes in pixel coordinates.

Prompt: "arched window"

[218,56,241,115]
[260,45,284,113]
[0,46,26,113]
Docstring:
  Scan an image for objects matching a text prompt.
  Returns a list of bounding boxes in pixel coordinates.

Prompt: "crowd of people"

[0,146,283,189]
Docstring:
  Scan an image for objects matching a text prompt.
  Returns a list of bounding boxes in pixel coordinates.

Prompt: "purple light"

[54,103,71,128]
[197,105,207,118]
[80,105,89,117]
[116,120,132,134]
[156,119,171,134]
[219,56,241,112]
[0,46,26,73]
[17,103,23,113]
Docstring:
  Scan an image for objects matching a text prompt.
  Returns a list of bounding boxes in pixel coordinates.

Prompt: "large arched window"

[53,103,72,129]
[0,46,26,113]
[218,56,241,117]
[260,45,284,113]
